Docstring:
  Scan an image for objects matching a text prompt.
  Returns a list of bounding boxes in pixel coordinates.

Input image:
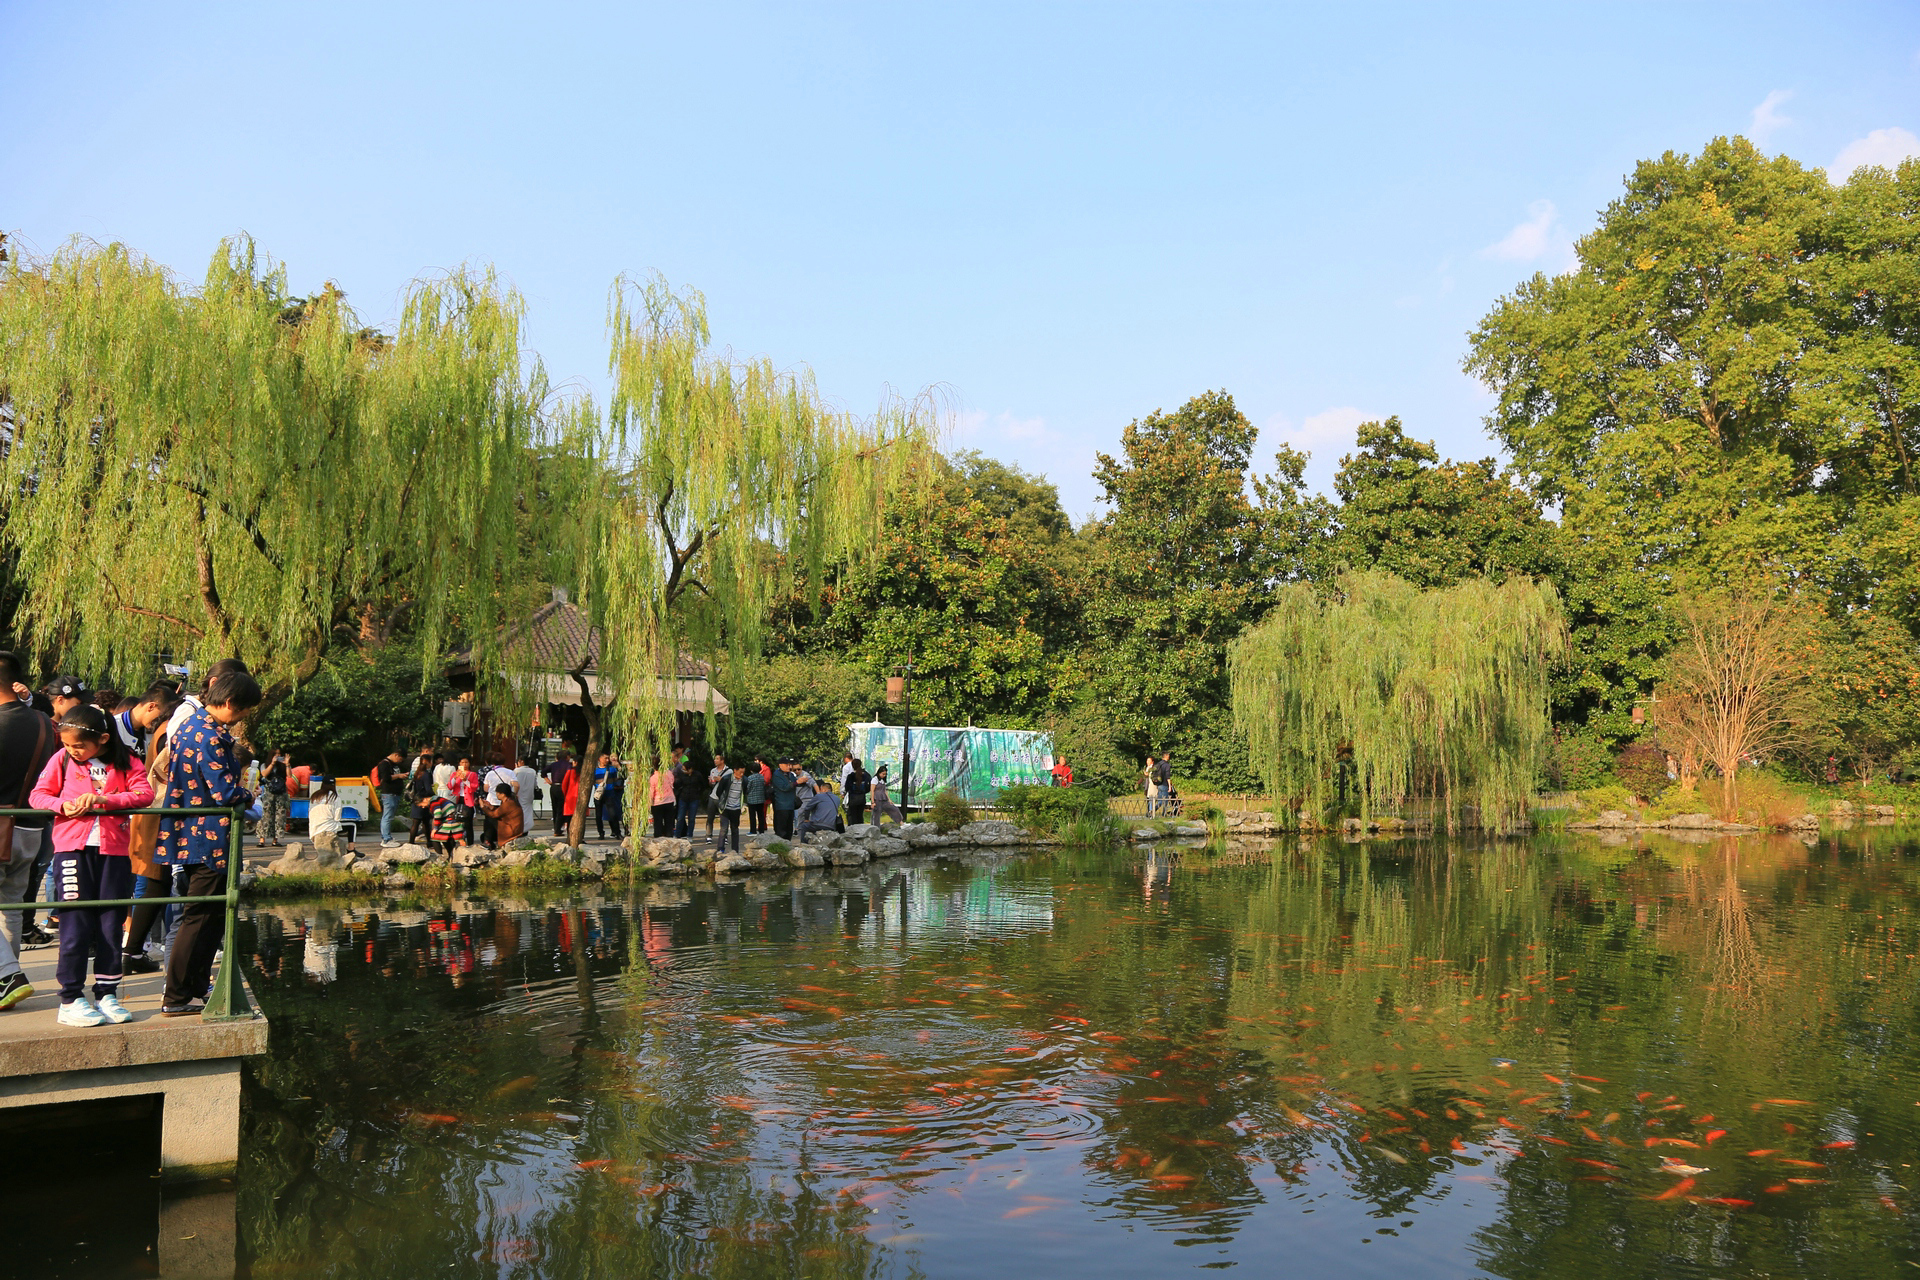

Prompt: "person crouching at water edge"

[797,780,841,840]
[29,705,153,1026]
[153,670,261,1017]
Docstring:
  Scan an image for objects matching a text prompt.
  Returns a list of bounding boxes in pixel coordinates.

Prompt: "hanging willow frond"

[530,274,937,749]
[0,236,542,699]
[1230,571,1568,832]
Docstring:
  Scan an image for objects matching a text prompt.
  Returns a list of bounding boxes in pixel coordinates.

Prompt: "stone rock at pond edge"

[644,838,694,862]
[842,823,878,841]
[901,824,952,848]
[956,820,1024,845]
[382,872,415,890]
[745,846,785,871]
[450,846,497,868]
[804,830,844,849]
[827,844,870,866]
[1572,810,1638,829]
[785,846,825,868]
[1786,813,1821,831]
[378,843,432,865]
[1662,812,1720,829]
[579,855,605,879]
[347,857,385,876]
[868,836,910,858]
[496,849,536,869]
[713,853,752,875]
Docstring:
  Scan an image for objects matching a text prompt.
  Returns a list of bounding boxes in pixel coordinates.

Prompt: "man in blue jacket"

[769,759,799,840]
[797,784,842,840]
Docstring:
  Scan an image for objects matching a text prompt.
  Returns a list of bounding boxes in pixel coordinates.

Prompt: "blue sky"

[8,2,1919,518]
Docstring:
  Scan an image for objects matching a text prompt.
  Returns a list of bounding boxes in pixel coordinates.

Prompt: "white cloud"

[1831,126,1920,180]
[1749,89,1792,146]
[1272,406,1370,455]
[1481,200,1558,262]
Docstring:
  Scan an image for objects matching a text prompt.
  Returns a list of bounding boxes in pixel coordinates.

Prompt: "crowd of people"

[0,646,1084,1030]
[0,652,264,1026]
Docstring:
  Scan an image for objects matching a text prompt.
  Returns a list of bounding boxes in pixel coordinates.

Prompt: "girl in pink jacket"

[30,706,153,1027]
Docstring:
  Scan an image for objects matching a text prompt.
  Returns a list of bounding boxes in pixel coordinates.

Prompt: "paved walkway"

[0,940,265,1075]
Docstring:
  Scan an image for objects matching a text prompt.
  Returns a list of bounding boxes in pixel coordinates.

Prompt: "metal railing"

[0,804,251,1022]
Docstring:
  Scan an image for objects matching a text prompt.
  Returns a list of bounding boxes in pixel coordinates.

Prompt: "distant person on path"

[450,757,481,846]
[741,760,768,834]
[30,705,152,1026]
[713,763,744,853]
[372,749,407,847]
[513,755,540,827]
[704,754,728,843]
[481,758,518,846]
[432,752,455,801]
[480,783,524,849]
[869,764,904,825]
[558,756,581,842]
[0,651,59,960]
[153,669,261,1016]
[408,749,437,844]
[844,758,871,827]
[1149,753,1173,817]
[838,753,855,795]
[593,753,625,841]
[671,756,701,839]
[258,749,290,847]
[770,759,799,839]
[797,781,841,840]
[307,779,354,858]
[1051,757,1073,787]
[648,758,675,837]
[545,749,574,837]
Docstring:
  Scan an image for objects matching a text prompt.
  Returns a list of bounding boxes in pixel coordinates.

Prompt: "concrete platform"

[0,942,267,1181]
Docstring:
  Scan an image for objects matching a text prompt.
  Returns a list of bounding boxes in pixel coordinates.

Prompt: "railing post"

[201,804,253,1022]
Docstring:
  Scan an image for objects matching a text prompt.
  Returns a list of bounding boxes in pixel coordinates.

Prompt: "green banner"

[847,723,1055,806]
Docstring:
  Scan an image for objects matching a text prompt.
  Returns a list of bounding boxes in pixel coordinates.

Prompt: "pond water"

[70,829,1920,1276]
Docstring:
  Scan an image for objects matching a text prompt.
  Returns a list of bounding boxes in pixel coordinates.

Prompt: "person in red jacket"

[559,758,580,840]
[29,706,153,1026]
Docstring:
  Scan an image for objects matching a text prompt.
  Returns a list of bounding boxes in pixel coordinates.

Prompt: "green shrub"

[929,790,972,833]
[995,783,1107,832]
[1546,730,1614,791]
[1614,741,1670,801]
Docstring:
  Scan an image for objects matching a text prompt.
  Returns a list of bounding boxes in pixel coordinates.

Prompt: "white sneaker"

[382,841,400,849]
[57,998,109,1027]
[95,992,133,1024]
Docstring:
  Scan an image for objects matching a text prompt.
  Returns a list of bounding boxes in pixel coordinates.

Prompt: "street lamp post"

[886,662,913,815]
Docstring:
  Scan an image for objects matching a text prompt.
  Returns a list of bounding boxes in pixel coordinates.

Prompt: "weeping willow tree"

[521,276,935,846]
[0,236,542,701]
[1230,571,1567,832]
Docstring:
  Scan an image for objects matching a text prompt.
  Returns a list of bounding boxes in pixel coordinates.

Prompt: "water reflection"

[224,831,1920,1279]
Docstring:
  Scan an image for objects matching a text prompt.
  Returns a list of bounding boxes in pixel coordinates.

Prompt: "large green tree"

[766,451,1077,728]
[1465,139,1920,736]
[1079,390,1330,779]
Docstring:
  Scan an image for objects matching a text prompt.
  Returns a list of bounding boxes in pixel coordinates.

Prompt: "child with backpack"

[29,706,154,1026]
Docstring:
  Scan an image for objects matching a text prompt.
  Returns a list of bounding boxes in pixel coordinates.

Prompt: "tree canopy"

[0,237,539,701]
